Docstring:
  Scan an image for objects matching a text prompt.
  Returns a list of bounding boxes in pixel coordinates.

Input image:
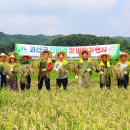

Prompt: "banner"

[15,43,120,59]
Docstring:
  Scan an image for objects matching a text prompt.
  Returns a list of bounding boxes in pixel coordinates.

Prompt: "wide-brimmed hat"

[55,51,67,60]
[98,53,111,61]
[118,52,130,60]
[0,53,7,58]
[79,50,91,58]
[40,50,52,58]
[8,55,18,63]
[20,55,32,60]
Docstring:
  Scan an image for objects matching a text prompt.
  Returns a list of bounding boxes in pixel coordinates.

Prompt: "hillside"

[0,32,62,45]
[113,36,130,42]
[0,32,130,53]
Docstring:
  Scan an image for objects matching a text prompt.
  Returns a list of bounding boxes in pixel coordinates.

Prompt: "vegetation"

[0,59,130,129]
[0,32,130,129]
[52,34,130,53]
[0,32,62,53]
[0,32,130,53]
[0,82,129,130]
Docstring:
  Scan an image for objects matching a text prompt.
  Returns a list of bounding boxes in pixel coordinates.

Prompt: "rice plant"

[0,63,5,72]
[77,60,100,88]
[0,60,129,129]
[0,82,129,130]
[56,61,79,77]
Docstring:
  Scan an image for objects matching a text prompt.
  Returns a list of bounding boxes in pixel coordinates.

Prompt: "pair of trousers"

[56,78,68,90]
[0,74,7,88]
[38,76,51,90]
[20,75,31,90]
[117,75,129,89]
[9,75,18,91]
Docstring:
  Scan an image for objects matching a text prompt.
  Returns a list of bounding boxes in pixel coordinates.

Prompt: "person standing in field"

[54,51,68,90]
[38,50,53,91]
[74,50,93,88]
[7,54,18,91]
[20,55,32,90]
[98,54,111,89]
[0,53,8,88]
[116,53,130,89]
[78,50,92,74]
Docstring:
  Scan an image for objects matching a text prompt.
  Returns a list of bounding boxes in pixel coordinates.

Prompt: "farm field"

[1,0,130,129]
[0,79,129,130]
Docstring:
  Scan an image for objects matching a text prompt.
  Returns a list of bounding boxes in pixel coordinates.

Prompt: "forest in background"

[0,32,130,53]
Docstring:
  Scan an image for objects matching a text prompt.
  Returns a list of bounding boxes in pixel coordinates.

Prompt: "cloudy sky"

[0,0,130,36]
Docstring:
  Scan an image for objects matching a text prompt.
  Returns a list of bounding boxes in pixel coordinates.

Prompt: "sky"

[0,0,130,36]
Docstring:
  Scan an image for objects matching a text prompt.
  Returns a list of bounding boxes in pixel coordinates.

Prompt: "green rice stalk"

[112,66,124,79]
[18,64,34,84]
[123,65,130,72]
[56,62,79,77]
[0,64,4,72]
[77,61,100,88]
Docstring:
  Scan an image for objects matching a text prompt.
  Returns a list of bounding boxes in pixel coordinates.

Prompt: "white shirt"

[119,62,127,70]
[54,62,62,72]
[54,61,67,79]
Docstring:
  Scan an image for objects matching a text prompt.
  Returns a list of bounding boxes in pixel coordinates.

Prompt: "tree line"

[0,32,130,53]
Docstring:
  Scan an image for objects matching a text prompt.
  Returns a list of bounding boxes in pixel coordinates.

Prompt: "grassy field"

[0,79,129,130]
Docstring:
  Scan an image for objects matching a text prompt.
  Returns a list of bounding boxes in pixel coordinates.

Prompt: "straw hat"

[98,53,111,61]
[8,55,18,63]
[118,52,130,60]
[79,50,91,58]
[40,50,52,58]
[20,55,32,60]
[55,51,67,60]
[0,53,7,58]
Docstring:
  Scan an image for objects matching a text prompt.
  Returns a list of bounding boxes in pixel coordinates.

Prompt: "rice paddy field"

[0,60,130,130]
[0,76,130,130]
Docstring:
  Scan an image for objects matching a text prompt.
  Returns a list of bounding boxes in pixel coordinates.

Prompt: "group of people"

[97,52,129,89]
[0,49,129,91]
